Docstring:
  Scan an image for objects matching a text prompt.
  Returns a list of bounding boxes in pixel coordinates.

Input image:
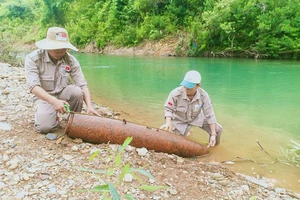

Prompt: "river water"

[74,53,300,192]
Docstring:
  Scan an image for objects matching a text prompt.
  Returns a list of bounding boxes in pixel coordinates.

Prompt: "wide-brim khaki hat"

[35,27,78,51]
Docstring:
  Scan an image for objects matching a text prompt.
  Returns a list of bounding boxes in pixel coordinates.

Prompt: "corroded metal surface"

[64,113,209,157]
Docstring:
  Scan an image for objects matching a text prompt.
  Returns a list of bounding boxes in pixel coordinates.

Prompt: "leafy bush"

[2,0,300,59]
[0,24,25,67]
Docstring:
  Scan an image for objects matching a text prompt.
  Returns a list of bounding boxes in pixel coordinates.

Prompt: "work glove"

[207,134,216,147]
[160,117,173,132]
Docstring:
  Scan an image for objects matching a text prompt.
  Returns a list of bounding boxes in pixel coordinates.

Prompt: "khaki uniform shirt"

[25,49,87,97]
[163,86,217,134]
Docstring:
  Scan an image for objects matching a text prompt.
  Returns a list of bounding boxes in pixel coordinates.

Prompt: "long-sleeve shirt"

[25,49,87,97]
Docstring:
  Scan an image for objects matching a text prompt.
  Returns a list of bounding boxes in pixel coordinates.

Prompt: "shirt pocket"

[40,75,55,91]
[175,107,187,119]
[56,75,70,91]
[192,103,202,118]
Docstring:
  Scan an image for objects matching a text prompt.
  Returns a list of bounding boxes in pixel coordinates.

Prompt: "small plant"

[78,137,167,199]
[279,140,300,166]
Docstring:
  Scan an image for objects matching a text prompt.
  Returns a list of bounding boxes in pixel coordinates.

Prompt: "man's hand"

[31,86,69,114]
[207,134,216,148]
[207,124,217,148]
[52,99,70,114]
[160,116,173,132]
[86,106,100,116]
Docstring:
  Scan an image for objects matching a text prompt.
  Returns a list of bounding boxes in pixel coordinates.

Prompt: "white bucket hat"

[35,27,78,51]
[180,70,201,89]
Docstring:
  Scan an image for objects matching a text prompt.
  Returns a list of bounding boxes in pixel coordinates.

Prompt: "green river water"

[74,53,300,192]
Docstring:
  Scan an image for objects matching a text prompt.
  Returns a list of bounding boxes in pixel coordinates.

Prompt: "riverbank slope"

[1,63,300,199]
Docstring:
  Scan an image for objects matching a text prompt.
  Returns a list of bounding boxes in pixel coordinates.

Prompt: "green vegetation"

[255,139,300,166]
[222,139,300,168]
[1,0,300,64]
[78,137,166,199]
[280,140,300,166]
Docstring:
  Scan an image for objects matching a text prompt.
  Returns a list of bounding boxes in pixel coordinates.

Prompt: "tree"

[40,0,73,26]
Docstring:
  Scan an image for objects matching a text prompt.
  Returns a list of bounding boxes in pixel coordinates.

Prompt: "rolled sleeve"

[25,55,41,92]
[163,94,175,118]
[202,94,217,124]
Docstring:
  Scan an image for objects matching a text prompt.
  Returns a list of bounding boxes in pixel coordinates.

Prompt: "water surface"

[74,53,300,192]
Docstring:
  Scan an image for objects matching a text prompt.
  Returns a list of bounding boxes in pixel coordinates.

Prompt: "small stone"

[0,122,12,130]
[123,174,133,182]
[62,155,74,160]
[13,174,20,182]
[46,133,57,140]
[240,185,250,192]
[49,187,57,193]
[0,116,7,122]
[212,173,224,181]
[274,187,285,194]
[16,191,27,199]
[168,188,178,195]
[149,178,155,183]
[136,147,148,156]
[223,161,235,165]
[0,182,5,189]
[218,180,229,186]
[125,145,134,152]
[71,145,79,151]
[72,138,83,144]
[22,173,30,181]
[2,154,9,162]
[8,163,18,170]
[176,157,184,163]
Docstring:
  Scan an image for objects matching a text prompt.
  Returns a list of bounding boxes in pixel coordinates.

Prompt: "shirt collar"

[44,50,51,63]
[44,50,64,65]
[181,86,200,102]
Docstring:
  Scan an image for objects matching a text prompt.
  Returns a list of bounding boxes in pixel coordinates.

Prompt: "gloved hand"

[159,117,173,132]
[207,134,216,148]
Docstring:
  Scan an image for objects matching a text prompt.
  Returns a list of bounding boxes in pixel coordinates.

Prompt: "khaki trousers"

[174,121,223,146]
[34,85,84,134]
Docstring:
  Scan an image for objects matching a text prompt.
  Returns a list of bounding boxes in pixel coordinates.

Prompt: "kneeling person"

[161,70,222,147]
[25,27,100,134]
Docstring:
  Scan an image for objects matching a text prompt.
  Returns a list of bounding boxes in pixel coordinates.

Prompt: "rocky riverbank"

[0,63,299,199]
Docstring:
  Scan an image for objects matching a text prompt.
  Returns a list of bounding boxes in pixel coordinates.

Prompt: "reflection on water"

[75,53,300,192]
